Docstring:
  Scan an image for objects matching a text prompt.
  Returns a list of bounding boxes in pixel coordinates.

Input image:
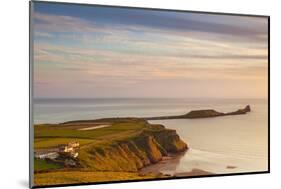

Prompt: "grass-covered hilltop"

[34,118,188,186]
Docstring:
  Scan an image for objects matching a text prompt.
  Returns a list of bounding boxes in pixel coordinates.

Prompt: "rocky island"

[145,105,251,120]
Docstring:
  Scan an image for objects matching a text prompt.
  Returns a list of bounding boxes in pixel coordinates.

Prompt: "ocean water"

[33,98,268,174]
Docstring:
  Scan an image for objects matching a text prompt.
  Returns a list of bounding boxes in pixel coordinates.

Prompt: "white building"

[58,142,80,158]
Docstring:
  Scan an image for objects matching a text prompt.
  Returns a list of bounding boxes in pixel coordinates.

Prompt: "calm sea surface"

[34,98,268,174]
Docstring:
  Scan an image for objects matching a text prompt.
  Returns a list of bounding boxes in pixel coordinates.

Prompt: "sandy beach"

[77,124,111,131]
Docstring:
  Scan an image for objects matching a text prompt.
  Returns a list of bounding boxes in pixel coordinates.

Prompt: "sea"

[33,98,268,174]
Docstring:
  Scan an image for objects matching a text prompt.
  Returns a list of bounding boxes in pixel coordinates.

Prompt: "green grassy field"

[34,118,148,143]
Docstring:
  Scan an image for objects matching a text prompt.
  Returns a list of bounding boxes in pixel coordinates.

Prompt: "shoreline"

[33,103,261,186]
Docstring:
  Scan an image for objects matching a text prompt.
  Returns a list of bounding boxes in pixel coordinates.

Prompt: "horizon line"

[33,97,268,100]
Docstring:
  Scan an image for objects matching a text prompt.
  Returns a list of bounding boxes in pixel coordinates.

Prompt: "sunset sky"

[33,2,268,99]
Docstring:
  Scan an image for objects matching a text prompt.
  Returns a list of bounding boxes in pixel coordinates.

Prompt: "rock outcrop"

[224,105,251,115]
[145,105,251,120]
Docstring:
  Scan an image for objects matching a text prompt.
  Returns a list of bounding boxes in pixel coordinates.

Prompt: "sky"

[33,2,268,99]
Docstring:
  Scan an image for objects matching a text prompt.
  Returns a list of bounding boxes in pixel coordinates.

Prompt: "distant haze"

[33,2,268,99]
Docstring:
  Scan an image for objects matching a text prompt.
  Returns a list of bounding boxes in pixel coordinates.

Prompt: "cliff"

[78,123,188,172]
[145,105,251,120]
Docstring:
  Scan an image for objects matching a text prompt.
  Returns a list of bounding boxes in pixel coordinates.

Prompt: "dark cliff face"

[245,105,251,112]
[148,129,188,153]
[81,128,188,172]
